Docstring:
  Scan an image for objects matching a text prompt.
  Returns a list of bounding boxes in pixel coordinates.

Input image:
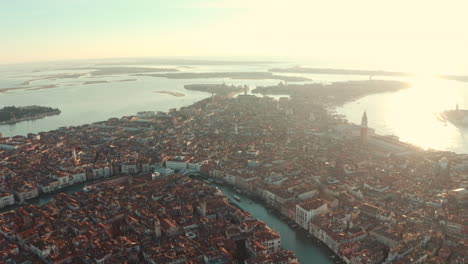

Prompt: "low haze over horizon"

[2,0,468,74]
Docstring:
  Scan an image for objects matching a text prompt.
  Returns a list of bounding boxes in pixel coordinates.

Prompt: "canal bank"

[213,184,339,264]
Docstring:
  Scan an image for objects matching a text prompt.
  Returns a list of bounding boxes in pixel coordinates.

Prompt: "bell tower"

[360,111,368,145]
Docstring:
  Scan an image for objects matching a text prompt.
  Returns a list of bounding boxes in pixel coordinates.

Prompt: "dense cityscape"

[0,86,466,263]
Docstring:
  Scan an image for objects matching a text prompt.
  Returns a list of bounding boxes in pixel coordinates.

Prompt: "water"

[215,185,334,264]
[0,64,293,136]
[335,76,468,153]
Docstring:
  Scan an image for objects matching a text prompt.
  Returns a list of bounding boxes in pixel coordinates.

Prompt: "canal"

[0,183,85,214]
[214,185,335,264]
[1,179,336,263]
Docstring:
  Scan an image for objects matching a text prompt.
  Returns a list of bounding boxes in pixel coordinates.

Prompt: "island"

[80,79,138,85]
[252,80,410,104]
[0,105,61,124]
[269,66,411,77]
[442,75,468,82]
[184,83,246,95]
[270,67,468,83]
[136,72,311,82]
[441,106,468,126]
[0,84,60,93]
[85,67,179,76]
[154,91,185,97]
[20,73,87,85]
[82,80,108,85]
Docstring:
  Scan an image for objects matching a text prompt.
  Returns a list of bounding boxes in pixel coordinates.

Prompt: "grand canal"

[215,185,336,264]
[1,177,339,263]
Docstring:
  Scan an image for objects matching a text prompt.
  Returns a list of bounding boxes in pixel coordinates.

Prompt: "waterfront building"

[295,199,328,230]
[13,182,39,202]
[165,155,193,171]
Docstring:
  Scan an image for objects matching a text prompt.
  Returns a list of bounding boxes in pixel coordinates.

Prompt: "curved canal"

[215,185,335,264]
[2,180,337,263]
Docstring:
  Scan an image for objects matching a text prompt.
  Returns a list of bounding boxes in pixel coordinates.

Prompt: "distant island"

[270,67,468,82]
[83,80,108,85]
[184,83,246,95]
[83,67,179,76]
[252,80,410,105]
[80,79,137,85]
[137,72,310,82]
[0,106,61,124]
[441,107,468,126]
[154,91,185,97]
[269,66,410,77]
[442,75,468,82]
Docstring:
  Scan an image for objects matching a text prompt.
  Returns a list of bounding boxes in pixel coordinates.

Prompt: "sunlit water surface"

[335,76,468,153]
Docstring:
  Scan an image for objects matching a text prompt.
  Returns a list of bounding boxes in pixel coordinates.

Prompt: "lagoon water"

[0,64,286,136]
[1,62,468,154]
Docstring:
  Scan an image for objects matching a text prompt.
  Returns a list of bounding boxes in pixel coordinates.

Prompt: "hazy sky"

[1,0,467,73]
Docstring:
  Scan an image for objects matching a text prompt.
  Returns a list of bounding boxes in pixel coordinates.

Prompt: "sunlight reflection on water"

[336,76,468,153]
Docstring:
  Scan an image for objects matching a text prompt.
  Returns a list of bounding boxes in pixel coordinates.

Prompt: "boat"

[214,180,224,185]
[233,195,241,202]
[83,185,93,192]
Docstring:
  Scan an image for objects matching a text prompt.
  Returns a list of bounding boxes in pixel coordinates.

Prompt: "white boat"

[83,186,93,192]
[233,195,241,202]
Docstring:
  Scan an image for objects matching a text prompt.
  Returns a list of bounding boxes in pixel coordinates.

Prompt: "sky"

[1,0,468,74]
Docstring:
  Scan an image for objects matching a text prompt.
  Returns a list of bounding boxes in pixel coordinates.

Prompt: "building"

[295,199,328,230]
[13,182,39,202]
[165,156,193,171]
[0,192,15,208]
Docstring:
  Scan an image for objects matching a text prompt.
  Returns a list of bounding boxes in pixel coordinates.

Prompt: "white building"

[0,192,15,208]
[13,183,39,202]
[248,228,282,254]
[154,167,174,177]
[70,172,87,184]
[165,156,193,171]
[121,164,138,175]
[295,199,328,230]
